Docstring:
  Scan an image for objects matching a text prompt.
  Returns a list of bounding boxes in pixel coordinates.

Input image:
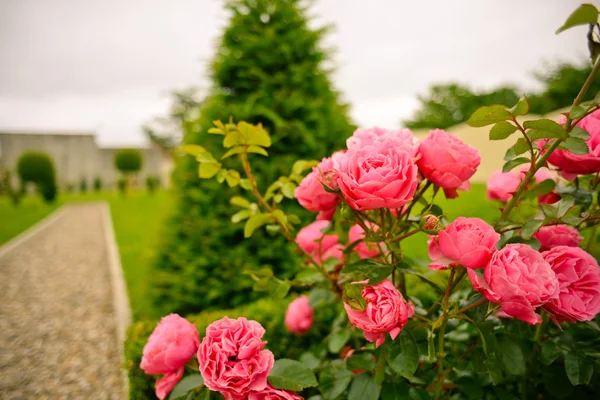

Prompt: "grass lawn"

[0,190,174,321]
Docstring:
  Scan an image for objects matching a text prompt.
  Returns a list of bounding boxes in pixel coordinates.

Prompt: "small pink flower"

[533,225,583,251]
[247,385,303,400]
[428,217,499,270]
[542,246,600,323]
[346,127,418,155]
[467,244,559,325]
[335,139,419,211]
[155,369,184,400]
[284,296,313,335]
[140,314,200,375]
[486,170,521,202]
[295,156,340,220]
[348,223,384,259]
[417,129,480,198]
[198,317,274,399]
[344,279,414,347]
[295,220,343,264]
[547,111,600,175]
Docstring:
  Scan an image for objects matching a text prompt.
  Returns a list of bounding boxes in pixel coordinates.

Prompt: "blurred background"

[0,1,598,397]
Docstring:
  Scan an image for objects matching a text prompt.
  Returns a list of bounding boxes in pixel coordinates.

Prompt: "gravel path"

[0,204,124,399]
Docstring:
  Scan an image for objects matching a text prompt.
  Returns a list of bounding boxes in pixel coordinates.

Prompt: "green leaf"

[225,170,240,187]
[230,196,251,208]
[395,263,443,293]
[387,330,419,377]
[244,214,272,238]
[524,179,556,199]
[222,146,245,159]
[504,146,517,161]
[513,138,530,156]
[485,355,504,384]
[569,126,591,140]
[300,352,321,371]
[240,178,252,190]
[231,209,250,223]
[268,359,318,391]
[502,157,530,173]
[381,379,410,400]
[269,279,291,299]
[342,282,367,311]
[348,373,381,400]
[282,182,297,199]
[555,186,594,208]
[347,352,376,372]
[541,195,575,219]
[319,364,353,400]
[246,124,272,147]
[489,121,518,140]
[216,169,227,183]
[524,119,568,139]
[556,4,599,34]
[328,327,352,354]
[196,151,216,163]
[521,219,544,240]
[467,105,513,127]
[223,131,244,148]
[565,351,594,385]
[292,160,319,175]
[294,269,324,285]
[570,105,588,120]
[510,96,530,116]
[247,145,269,156]
[168,374,204,399]
[342,259,392,285]
[560,137,589,154]
[178,144,206,157]
[427,330,436,363]
[198,162,221,179]
[499,337,526,376]
[540,341,562,366]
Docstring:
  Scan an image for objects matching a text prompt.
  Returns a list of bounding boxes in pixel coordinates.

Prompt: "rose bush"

[139,6,600,399]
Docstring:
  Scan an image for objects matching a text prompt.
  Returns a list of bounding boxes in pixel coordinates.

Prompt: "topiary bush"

[16,151,58,203]
[79,177,87,193]
[145,176,159,194]
[94,177,102,192]
[115,149,143,176]
[151,0,354,317]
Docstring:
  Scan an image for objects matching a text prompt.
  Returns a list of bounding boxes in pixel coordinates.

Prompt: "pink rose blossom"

[334,141,419,211]
[533,225,583,251]
[295,156,340,220]
[467,244,559,324]
[295,220,343,264]
[140,314,200,375]
[348,223,384,259]
[547,111,600,175]
[344,279,414,347]
[417,129,481,198]
[155,368,184,400]
[542,246,600,323]
[198,317,274,398]
[247,385,303,400]
[346,127,418,155]
[284,296,313,335]
[486,170,521,202]
[428,217,499,270]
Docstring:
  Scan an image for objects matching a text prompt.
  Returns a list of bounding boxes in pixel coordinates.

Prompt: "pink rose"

[295,156,340,220]
[284,296,313,335]
[247,385,303,400]
[344,279,414,347]
[428,217,499,270]
[346,127,418,155]
[417,129,480,198]
[155,369,184,400]
[467,244,559,324]
[542,246,600,323]
[295,220,343,264]
[348,223,384,259]
[547,111,600,175]
[141,314,200,375]
[486,170,521,202]
[334,142,418,211]
[533,225,583,251]
[198,317,274,398]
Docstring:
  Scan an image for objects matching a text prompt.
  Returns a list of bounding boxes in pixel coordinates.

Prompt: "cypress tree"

[152,0,354,316]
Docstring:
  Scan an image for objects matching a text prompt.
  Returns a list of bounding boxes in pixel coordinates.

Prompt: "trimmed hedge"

[125,298,339,400]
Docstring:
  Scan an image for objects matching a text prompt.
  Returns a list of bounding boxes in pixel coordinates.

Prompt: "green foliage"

[152,0,354,315]
[16,151,58,203]
[79,178,87,193]
[115,149,143,175]
[146,176,159,193]
[117,178,127,196]
[93,177,102,192]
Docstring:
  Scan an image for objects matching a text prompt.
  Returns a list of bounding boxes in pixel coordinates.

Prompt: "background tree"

[114,149,142,194]
[152,0,354,315]
[16,152,57,203]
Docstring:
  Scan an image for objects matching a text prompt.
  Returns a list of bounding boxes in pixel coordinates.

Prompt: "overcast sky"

[0,0,594,146]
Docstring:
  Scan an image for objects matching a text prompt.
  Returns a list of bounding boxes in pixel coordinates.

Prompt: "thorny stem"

[453,298,488,316]
[403,180,433,222]
[433,268,456,400]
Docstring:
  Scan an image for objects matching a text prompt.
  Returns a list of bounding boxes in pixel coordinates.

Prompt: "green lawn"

[0,190,174,321]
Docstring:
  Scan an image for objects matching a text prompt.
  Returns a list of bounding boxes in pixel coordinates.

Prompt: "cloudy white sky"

[0,0,594,146]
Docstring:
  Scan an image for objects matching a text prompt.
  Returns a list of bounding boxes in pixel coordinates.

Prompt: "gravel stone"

[0,204,124,399]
